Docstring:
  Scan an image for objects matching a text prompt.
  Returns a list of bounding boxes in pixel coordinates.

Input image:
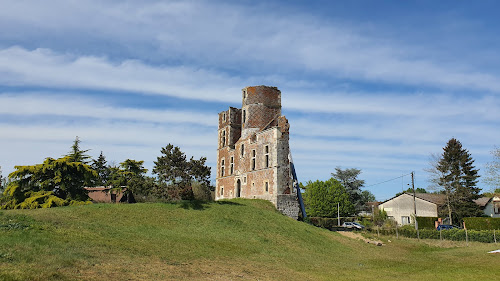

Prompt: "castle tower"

[215,86,300,219]
[241,86,281,139]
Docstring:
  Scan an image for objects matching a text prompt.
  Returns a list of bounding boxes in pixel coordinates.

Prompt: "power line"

[365,172,413,188]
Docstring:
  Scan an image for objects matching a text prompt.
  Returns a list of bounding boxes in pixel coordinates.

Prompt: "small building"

[378,193,445,225]
[85,187,125,203]
[475,196,500,218]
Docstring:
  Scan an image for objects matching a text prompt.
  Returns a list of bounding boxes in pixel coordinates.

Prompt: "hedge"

[415,216,438,229]
[463,217,500,230]
[372,226,500,243]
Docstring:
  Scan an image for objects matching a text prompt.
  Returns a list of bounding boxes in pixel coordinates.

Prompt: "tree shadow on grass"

[179,200,211,210]
[178,200,243,210]
[215,201,243,206]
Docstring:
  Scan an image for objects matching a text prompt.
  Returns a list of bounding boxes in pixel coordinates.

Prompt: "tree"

[331,167,366,213]
[2,156,96,209]
[360,190,376,203]
[66,136,91,163]
[436,138,482,224]
[302,178,354,217]
[0,165,3,192]
[91,151,111,187]
[484,147,500,191]
[109,159,149,202]
[153,144,212,200]
[395,187,428,197]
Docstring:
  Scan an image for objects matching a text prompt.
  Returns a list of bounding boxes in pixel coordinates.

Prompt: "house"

[378,193,446,225]
[474,196,500,218]
[85,186,126,203]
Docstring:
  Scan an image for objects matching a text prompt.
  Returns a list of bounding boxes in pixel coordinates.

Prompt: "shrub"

[416,216,438,229]
[463,217,500,230]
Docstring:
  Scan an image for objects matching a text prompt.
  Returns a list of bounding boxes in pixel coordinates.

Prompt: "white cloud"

[1,1,499,92]
[0,47,242,103]
[0,93,217,126]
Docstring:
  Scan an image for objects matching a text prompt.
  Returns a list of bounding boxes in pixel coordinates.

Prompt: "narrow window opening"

[265,182,269,192]
[252,149,256,170]
[265,145,269,168]
[241,144,245,157]
[221,159,225,177]
[243,110,246,123]
[230,156,234,175]
[223,112,226,121]
[220,187,224,196]
[221,130,226,147]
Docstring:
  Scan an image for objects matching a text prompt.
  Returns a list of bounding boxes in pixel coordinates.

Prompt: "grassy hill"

[1,199,499,280]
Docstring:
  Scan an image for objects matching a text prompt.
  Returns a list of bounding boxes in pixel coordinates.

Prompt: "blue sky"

[1,0,499,201]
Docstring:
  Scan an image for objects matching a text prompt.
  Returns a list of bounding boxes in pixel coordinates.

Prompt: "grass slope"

[1,199,499,280]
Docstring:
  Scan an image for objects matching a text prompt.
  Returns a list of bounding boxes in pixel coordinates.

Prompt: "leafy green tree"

[437,138,482,224]
[331,167,366,213]
[395,187,428,197]
[484,147,500,191]
[66,136,91,163]
[361,190,376,202]
[303,178,354,217]
[91,151,111,186]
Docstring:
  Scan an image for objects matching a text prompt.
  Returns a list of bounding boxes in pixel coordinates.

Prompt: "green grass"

[1,199,499,280]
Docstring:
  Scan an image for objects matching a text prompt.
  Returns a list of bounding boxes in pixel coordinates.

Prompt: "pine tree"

[66,136,91,164]
[437,138,481,224]
[91,151,111,187]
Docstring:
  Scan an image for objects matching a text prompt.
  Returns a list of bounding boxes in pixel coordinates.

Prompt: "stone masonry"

[216,86,300,219]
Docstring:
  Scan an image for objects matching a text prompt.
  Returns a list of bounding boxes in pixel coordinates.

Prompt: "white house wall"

[379,194,438,225]
[483,196,500,218]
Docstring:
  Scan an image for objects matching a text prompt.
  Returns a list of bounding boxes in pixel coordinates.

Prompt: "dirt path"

[337,231,384,246]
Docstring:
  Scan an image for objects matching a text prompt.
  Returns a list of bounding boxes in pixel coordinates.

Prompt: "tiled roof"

[473,197,492,207]
[410,193,447,205]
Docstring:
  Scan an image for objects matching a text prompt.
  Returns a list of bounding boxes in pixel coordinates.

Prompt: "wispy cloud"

[1,1,499,92]
[0,93,217,126]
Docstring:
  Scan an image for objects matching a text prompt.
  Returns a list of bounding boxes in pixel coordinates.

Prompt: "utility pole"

[412,171,420,240]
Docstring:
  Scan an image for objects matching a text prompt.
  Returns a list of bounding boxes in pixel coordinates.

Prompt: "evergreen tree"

[91,151,111,186]
[331,167,366,213]
[66,136,91,163]
[437,138,481,224]
[153,144,211,200]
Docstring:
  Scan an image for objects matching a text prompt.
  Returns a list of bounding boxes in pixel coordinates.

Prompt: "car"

[436,224,455,231]
[342,222,365,230]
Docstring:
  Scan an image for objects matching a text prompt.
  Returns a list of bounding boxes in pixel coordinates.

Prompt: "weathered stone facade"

[216,86,299,218]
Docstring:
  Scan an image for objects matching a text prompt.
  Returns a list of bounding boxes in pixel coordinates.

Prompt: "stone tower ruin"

[216,86,300,219]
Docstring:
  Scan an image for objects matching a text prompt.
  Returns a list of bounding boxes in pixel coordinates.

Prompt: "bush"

[416,216,438,229]
[463,217,500,230]
[372,225,499,243]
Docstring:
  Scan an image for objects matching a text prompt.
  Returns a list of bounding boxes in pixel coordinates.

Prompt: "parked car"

[436,224,455,231]
[342,222,365,230]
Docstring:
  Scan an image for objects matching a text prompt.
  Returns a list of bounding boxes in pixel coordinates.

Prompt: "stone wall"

[277,194,300,220]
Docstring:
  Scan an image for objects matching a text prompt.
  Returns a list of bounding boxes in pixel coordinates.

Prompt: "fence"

[369,225,499,244]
